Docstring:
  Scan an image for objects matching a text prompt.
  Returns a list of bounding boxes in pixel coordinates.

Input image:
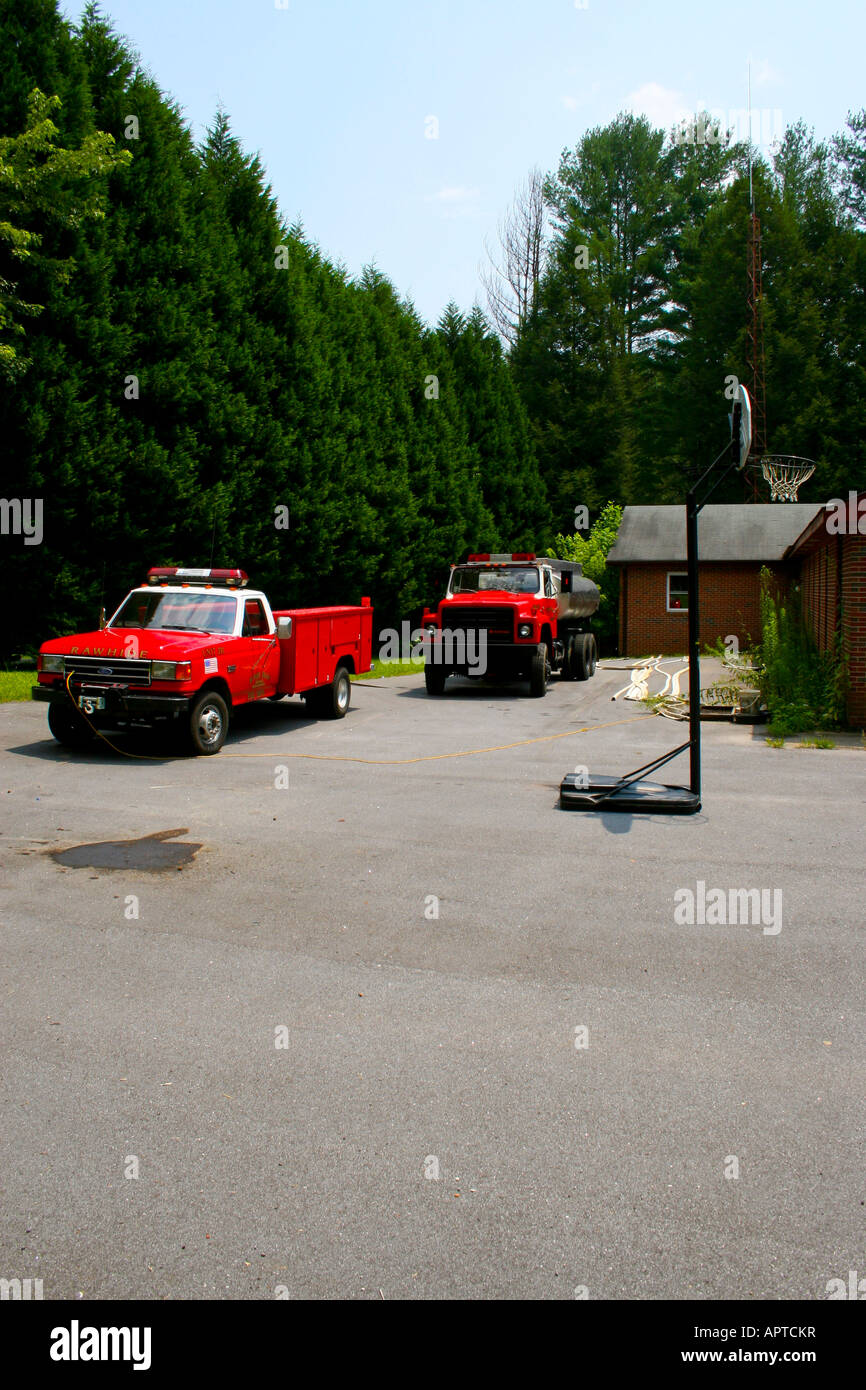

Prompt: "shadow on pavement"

[8,696,324,765]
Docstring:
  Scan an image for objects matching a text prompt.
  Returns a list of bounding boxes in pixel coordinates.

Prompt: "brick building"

[607,501,866,726]
[608,505,817,656]
[788,495,866,727]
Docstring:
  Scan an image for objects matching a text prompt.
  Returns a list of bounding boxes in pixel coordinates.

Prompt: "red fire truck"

[32,567,373,755]
[421,553,600,697]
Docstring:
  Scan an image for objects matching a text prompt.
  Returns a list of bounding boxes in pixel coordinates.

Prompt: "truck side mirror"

[277,616,292,639]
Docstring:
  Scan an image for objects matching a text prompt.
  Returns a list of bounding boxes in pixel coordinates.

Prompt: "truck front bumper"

[32,683,192,723]
[425,641,537,676]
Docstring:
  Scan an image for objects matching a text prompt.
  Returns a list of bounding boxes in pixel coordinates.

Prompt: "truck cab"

[421,552,600,698]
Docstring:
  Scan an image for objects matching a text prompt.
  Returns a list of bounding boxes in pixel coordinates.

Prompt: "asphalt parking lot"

[1,666,864,1300]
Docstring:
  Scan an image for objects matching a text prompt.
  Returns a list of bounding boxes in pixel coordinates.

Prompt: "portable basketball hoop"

[560,384,753,816]
[757,455,816,502]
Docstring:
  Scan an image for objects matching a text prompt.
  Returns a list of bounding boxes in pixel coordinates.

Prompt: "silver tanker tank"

[547,560,600,621]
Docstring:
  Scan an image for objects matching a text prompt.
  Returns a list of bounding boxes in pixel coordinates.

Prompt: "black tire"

[308,665,352,719]
[586,634,597,677]
[189,690,229,755]
[563,633,579,680]
[425,664,447,696]
[573,634,592,681]
[47,699,94,749]
[529,643,550,697]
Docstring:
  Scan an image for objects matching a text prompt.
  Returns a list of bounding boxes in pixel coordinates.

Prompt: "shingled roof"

[606,504,823,564]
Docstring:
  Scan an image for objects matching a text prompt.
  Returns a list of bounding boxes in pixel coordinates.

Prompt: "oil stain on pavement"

[50,827,202,872]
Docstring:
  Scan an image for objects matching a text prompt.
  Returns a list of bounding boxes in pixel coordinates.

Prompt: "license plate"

[78,696,105,713]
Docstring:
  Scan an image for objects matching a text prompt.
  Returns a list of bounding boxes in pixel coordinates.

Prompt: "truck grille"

[63,656,152,686]
[445,607,514,644]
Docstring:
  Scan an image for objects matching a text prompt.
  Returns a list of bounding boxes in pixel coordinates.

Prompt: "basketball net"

[759,456,816,502]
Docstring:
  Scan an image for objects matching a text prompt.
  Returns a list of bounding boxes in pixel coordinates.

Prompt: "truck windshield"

[110,591,238,634]
[449,566,539,595]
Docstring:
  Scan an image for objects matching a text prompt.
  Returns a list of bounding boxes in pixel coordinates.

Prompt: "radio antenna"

[747,62,753,211]
[209,506,217,568]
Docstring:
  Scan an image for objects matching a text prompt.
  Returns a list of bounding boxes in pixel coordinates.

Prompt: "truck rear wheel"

[425,664,447,696]
[572,635,591,681]
[529,643,550,697]
[586,634,597,676]
[307,665,352,719]
[48,699,94,749]
[189,691,229,755]
[563,633,580,680]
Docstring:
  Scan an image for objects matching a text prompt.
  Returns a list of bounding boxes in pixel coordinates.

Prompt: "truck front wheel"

[424,664,447,696]
[189,691,229,755]
[529,643,550,697]
[48,699,94,749]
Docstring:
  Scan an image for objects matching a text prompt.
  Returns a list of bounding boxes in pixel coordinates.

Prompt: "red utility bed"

[272,600,374,695]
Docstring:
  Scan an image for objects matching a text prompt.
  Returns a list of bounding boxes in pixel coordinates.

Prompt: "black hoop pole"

[560,407,746,815]
[686,486,701,796]
[686,403,745,797]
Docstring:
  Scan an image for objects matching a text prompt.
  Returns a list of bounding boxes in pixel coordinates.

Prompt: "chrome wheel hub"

[199,706,222,743]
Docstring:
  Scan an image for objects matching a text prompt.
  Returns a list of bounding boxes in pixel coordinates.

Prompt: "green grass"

[765,736,786,749]
[0,671,35,702]
[5,662,422,697]
[798,737,836,749]
[352,658,425,681]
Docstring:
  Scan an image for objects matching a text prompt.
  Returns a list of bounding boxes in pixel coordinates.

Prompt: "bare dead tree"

[480,166,547,346]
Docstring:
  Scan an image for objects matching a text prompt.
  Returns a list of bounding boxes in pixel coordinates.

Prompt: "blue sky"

[62,0,865,326]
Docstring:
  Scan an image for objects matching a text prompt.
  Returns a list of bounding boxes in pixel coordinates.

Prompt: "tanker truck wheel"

[425,664,447,696]
[529,643,550,697]
[563,633,580,680]
[587,634,597,676]
[572,635,593,681]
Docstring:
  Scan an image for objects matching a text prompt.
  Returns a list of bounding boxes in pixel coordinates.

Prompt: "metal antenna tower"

[745,63,768,500]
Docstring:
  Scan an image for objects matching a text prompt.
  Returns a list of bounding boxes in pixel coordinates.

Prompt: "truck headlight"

[518,624,532,638]
[152,661,191,681]
[39,654,64,673]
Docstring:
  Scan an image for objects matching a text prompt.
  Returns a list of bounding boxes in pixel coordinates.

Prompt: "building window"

[667,573,688,612]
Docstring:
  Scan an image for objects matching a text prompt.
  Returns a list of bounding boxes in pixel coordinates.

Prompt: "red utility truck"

[421,553,600,697]
[32,567,373,754]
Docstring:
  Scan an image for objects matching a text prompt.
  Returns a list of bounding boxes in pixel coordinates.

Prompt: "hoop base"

[560,774,701,814]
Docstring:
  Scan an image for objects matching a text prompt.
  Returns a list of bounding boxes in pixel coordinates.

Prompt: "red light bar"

[146,567,248,588]
[465,552,537,564]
